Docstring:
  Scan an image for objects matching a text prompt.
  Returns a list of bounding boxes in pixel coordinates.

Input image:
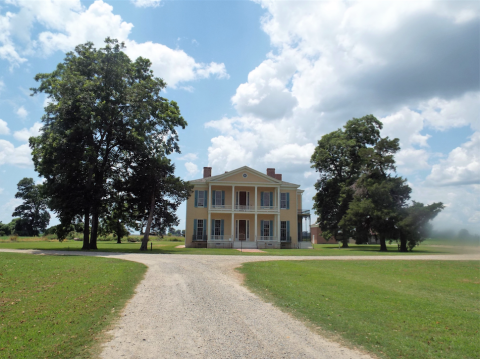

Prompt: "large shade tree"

[312,115,443,251]
[12,177,50,236]
[30,38,188,249]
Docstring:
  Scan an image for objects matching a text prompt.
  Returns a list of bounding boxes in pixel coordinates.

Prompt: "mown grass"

[0,238,470,256]
[0,252,147,358]
[238,260,480,359]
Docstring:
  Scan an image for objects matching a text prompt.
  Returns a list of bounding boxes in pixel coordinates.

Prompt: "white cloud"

[0,140,32,167]
[131,0,161,8]
[178,153,198,161]
[426,132,480,186]
[15,106,28,119]
[0,188,3,194]
[0,119,10,135]
[0,10,28,68]
[0,197,22,223]
[184,162,198,177]
[2,0,228,88]
[13,122,42,142]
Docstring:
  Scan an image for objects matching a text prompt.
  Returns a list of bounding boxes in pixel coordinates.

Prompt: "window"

[214,220,221,236]
[281,221,287,240]
[215,191,222,206]
[263,221,270,237]
[197,191,205,207]
[263,192,270,207]
[280,193,287,209]
[196,220,204,239]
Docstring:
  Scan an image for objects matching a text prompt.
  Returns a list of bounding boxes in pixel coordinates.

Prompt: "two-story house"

[185,166,309,249]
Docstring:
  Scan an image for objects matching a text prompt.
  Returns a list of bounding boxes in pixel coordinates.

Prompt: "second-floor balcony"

[209,204,279,212]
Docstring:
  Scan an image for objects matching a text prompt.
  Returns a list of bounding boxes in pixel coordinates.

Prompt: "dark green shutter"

[287,221,290,241]
[193,219,197,239]
[286,193,290,209]
[269,192,273,206]
[212,190,215,206]
[194,190,198,207]
[204,191,208,207]
[260,220,264,237]
[221,220,224,236]
[261,192,264,206]
[203,219,207,238]
[222,191,225,205]
[269,220,273,236]
[211,220,215,235]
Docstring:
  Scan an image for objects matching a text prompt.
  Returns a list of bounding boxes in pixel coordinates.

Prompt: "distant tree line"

[13,38,192,250]
[311,115,444,252]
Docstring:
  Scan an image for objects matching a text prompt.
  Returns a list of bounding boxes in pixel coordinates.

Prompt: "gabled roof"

[190,165,299,187]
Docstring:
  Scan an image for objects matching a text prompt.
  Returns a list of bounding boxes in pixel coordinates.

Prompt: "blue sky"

[0,0,479,235]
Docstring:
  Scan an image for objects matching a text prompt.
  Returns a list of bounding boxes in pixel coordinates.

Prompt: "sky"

[0,0,478,235]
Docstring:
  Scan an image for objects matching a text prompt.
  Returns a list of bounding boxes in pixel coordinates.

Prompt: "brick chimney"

[203,167,212,178]
[266,168,276,178]
[274,174,282,181]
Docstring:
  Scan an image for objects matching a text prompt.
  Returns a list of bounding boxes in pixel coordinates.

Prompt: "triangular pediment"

[209,166,280,184]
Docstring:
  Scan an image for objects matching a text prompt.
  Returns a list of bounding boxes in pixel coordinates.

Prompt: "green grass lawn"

[0,238,470,256]
[238,260,480,359]
[0,252,146,358]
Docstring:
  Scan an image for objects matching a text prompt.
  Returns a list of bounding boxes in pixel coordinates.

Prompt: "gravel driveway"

[1,249,478,359]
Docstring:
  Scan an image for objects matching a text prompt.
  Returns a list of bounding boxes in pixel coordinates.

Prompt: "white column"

[232,185,235,212]
[207,211,211,242]
[277,214,281,241]
[209,183,212,209]
[255,186,258,241]
[231,212,234,241]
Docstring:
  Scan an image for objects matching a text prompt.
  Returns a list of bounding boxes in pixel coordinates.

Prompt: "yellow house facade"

[185,166,308,249]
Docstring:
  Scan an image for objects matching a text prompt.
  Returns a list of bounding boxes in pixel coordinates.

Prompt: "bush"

[127,236,138,242]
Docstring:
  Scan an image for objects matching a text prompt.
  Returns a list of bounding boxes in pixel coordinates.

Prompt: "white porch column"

[207,211,211,242]
[209,183,212,209]
[277,186,281,240]
[231,212,234,241]
[255,185,258,241]
[232,185,235,212]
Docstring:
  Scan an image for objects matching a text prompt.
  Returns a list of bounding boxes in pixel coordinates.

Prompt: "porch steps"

[233,241,257,249]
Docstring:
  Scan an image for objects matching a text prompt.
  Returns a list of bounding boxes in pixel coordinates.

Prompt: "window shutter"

[221,220,224,236]
[269,220,273,237]
[194,219,197,239]
[211,220,215,235]
[204,191,208,207]
[287,221,290,241]
[246,220,249,240]
[286,193,290,209]
[222,191,225,205]
[269,192,273,206]
[212,190,215,206]
[261,192,264,207]
[260,220,264,236]
[203,220,207,238]
[247,192,250,206]
[194,190,198,208]
[236,191,239,205]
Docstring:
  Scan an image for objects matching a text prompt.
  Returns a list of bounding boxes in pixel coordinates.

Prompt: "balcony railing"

[258,206,278,212]
[211,204,233,210]
[207,205,279,212]
[234,204,255,211]
[298,209,311,215]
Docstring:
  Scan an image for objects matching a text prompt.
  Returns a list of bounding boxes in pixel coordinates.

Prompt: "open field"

[0,238,475,256]
[0,252,146,358]
[238,260,480,359]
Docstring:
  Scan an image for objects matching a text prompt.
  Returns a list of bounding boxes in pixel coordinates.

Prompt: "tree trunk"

[82,208,90,250]
[140,189,156,251]
[116,220,122,244]
[399,233,408,252]
[379,235,388,251]
[90,210,98,250]
[341,239,349,248]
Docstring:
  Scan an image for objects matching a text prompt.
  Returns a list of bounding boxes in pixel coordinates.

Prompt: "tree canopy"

[11,177,50,236]
[30,38,190,249]
[311,115,443,251]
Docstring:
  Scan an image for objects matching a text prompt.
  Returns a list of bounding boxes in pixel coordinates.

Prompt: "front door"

[238,220,246,241]
[239,191,247,206]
